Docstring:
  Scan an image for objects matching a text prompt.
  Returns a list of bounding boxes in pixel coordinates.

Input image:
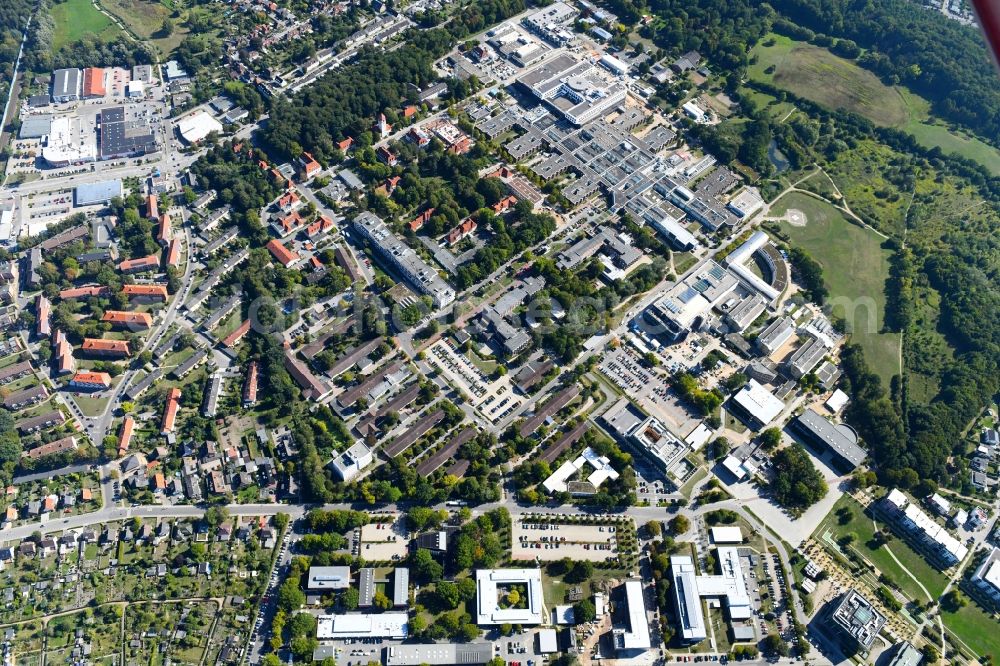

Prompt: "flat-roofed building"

[728,379,784,430]
[970,547,1000,609]
[878,489,968,568]
[756,317,795,356]
[476,569,544,625]
[829,589,886,652]
[329,441,374,482]
[358,567,375,607]
[52,68,81,102]
[786,336,827,379]
[669,555,706,643]
[383,643,492,666]
[354,212,455,307]
[316,613,408,639]
[788,408,866,472]
[645,261,738,342]
[614,580,652,653]
[393,568,409,607]
[307,566,352,590]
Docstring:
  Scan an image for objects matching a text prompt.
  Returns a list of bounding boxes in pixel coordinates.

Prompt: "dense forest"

[0,0,34,103]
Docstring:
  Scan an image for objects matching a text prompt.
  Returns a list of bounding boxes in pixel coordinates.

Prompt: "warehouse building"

[51,68,81,102]
[727,379,784,430]
[98,107,157,159]
[74,180,123,207]
[316,613,408,640]
[383,643,492,666]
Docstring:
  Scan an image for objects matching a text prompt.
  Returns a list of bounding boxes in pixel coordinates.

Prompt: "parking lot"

[427,339,523,423]
[512,519,621,562]
[354,515,410,561]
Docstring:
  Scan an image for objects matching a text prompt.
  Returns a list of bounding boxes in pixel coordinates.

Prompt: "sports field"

[749,34,1000,175]
[772,192,901,385]
[52,0,120,50]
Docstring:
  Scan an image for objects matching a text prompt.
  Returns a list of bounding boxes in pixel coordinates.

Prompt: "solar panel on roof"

[678,287,698,303]
[691,278,712,293]
[708,264,726,280]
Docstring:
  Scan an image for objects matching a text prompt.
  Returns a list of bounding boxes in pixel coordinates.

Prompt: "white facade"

[476,568,544,625]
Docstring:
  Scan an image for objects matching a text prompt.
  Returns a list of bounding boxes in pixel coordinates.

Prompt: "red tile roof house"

[165,238,181,268]
[101,311,153,330]
[376,146,398,166]
[122,284,169,301]
[337,137,354,152]
[409,207,435,232]
[447,218,477,245]
[266,239,300,268]
[59,285,110,299]
[118,254,161,274]
[70,371,112,390]
[161,388,181,435]
[118,416,134,455]
[146,194,159,221]
[81,338,131,358]
[157,213,172,246]
[298,151,322,180]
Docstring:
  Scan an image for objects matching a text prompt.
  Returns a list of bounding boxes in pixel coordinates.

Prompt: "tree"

[204,505,229,527]
[159,18,175,36]
[573,598,596,623]
[565,560,593,584]
[942,589,967,612]
[277,579,305,612]
[373,590,392,610]
[668,515,690,535]
[759,427,782,451]
[762,633,789,657]
[341,586,360,610]
[412,548,443,583]
[769,445,827,512]
[645,520,662,537]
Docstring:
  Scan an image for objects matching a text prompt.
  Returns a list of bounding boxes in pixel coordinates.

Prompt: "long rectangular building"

[354,212,455,308]
[518,384,580,437]
[788,408,866,472]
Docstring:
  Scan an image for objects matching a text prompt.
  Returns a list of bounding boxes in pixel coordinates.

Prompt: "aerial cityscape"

[0,0,997,664]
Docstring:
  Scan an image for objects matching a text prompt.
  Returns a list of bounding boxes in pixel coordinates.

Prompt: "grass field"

[97,0,189,54]
[51,0,120,50]
[812,496,948,600]
[942,599,1000,658]
[771,192,901,385]
[749,34,1000,175]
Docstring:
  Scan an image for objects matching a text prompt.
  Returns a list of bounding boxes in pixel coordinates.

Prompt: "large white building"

[644,261,738,342]
[669,548,753,644]
[614,580,652,653]
[518,53,627,125]
[475,569,545,625]
[316,613,409,639]
[177,111,224,144]
[329,441,374,482]
[970,547,1000,609]
[728,379,784,430]
[354,212,455,308]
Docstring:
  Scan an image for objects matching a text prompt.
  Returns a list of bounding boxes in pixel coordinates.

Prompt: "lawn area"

[771,192,900,385]
[942,599,1000,658]
[812,496,948,600]
[748,34,908,127]
[749,33,1000,176]
[52,0,121,50]
[98,0,190,54]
